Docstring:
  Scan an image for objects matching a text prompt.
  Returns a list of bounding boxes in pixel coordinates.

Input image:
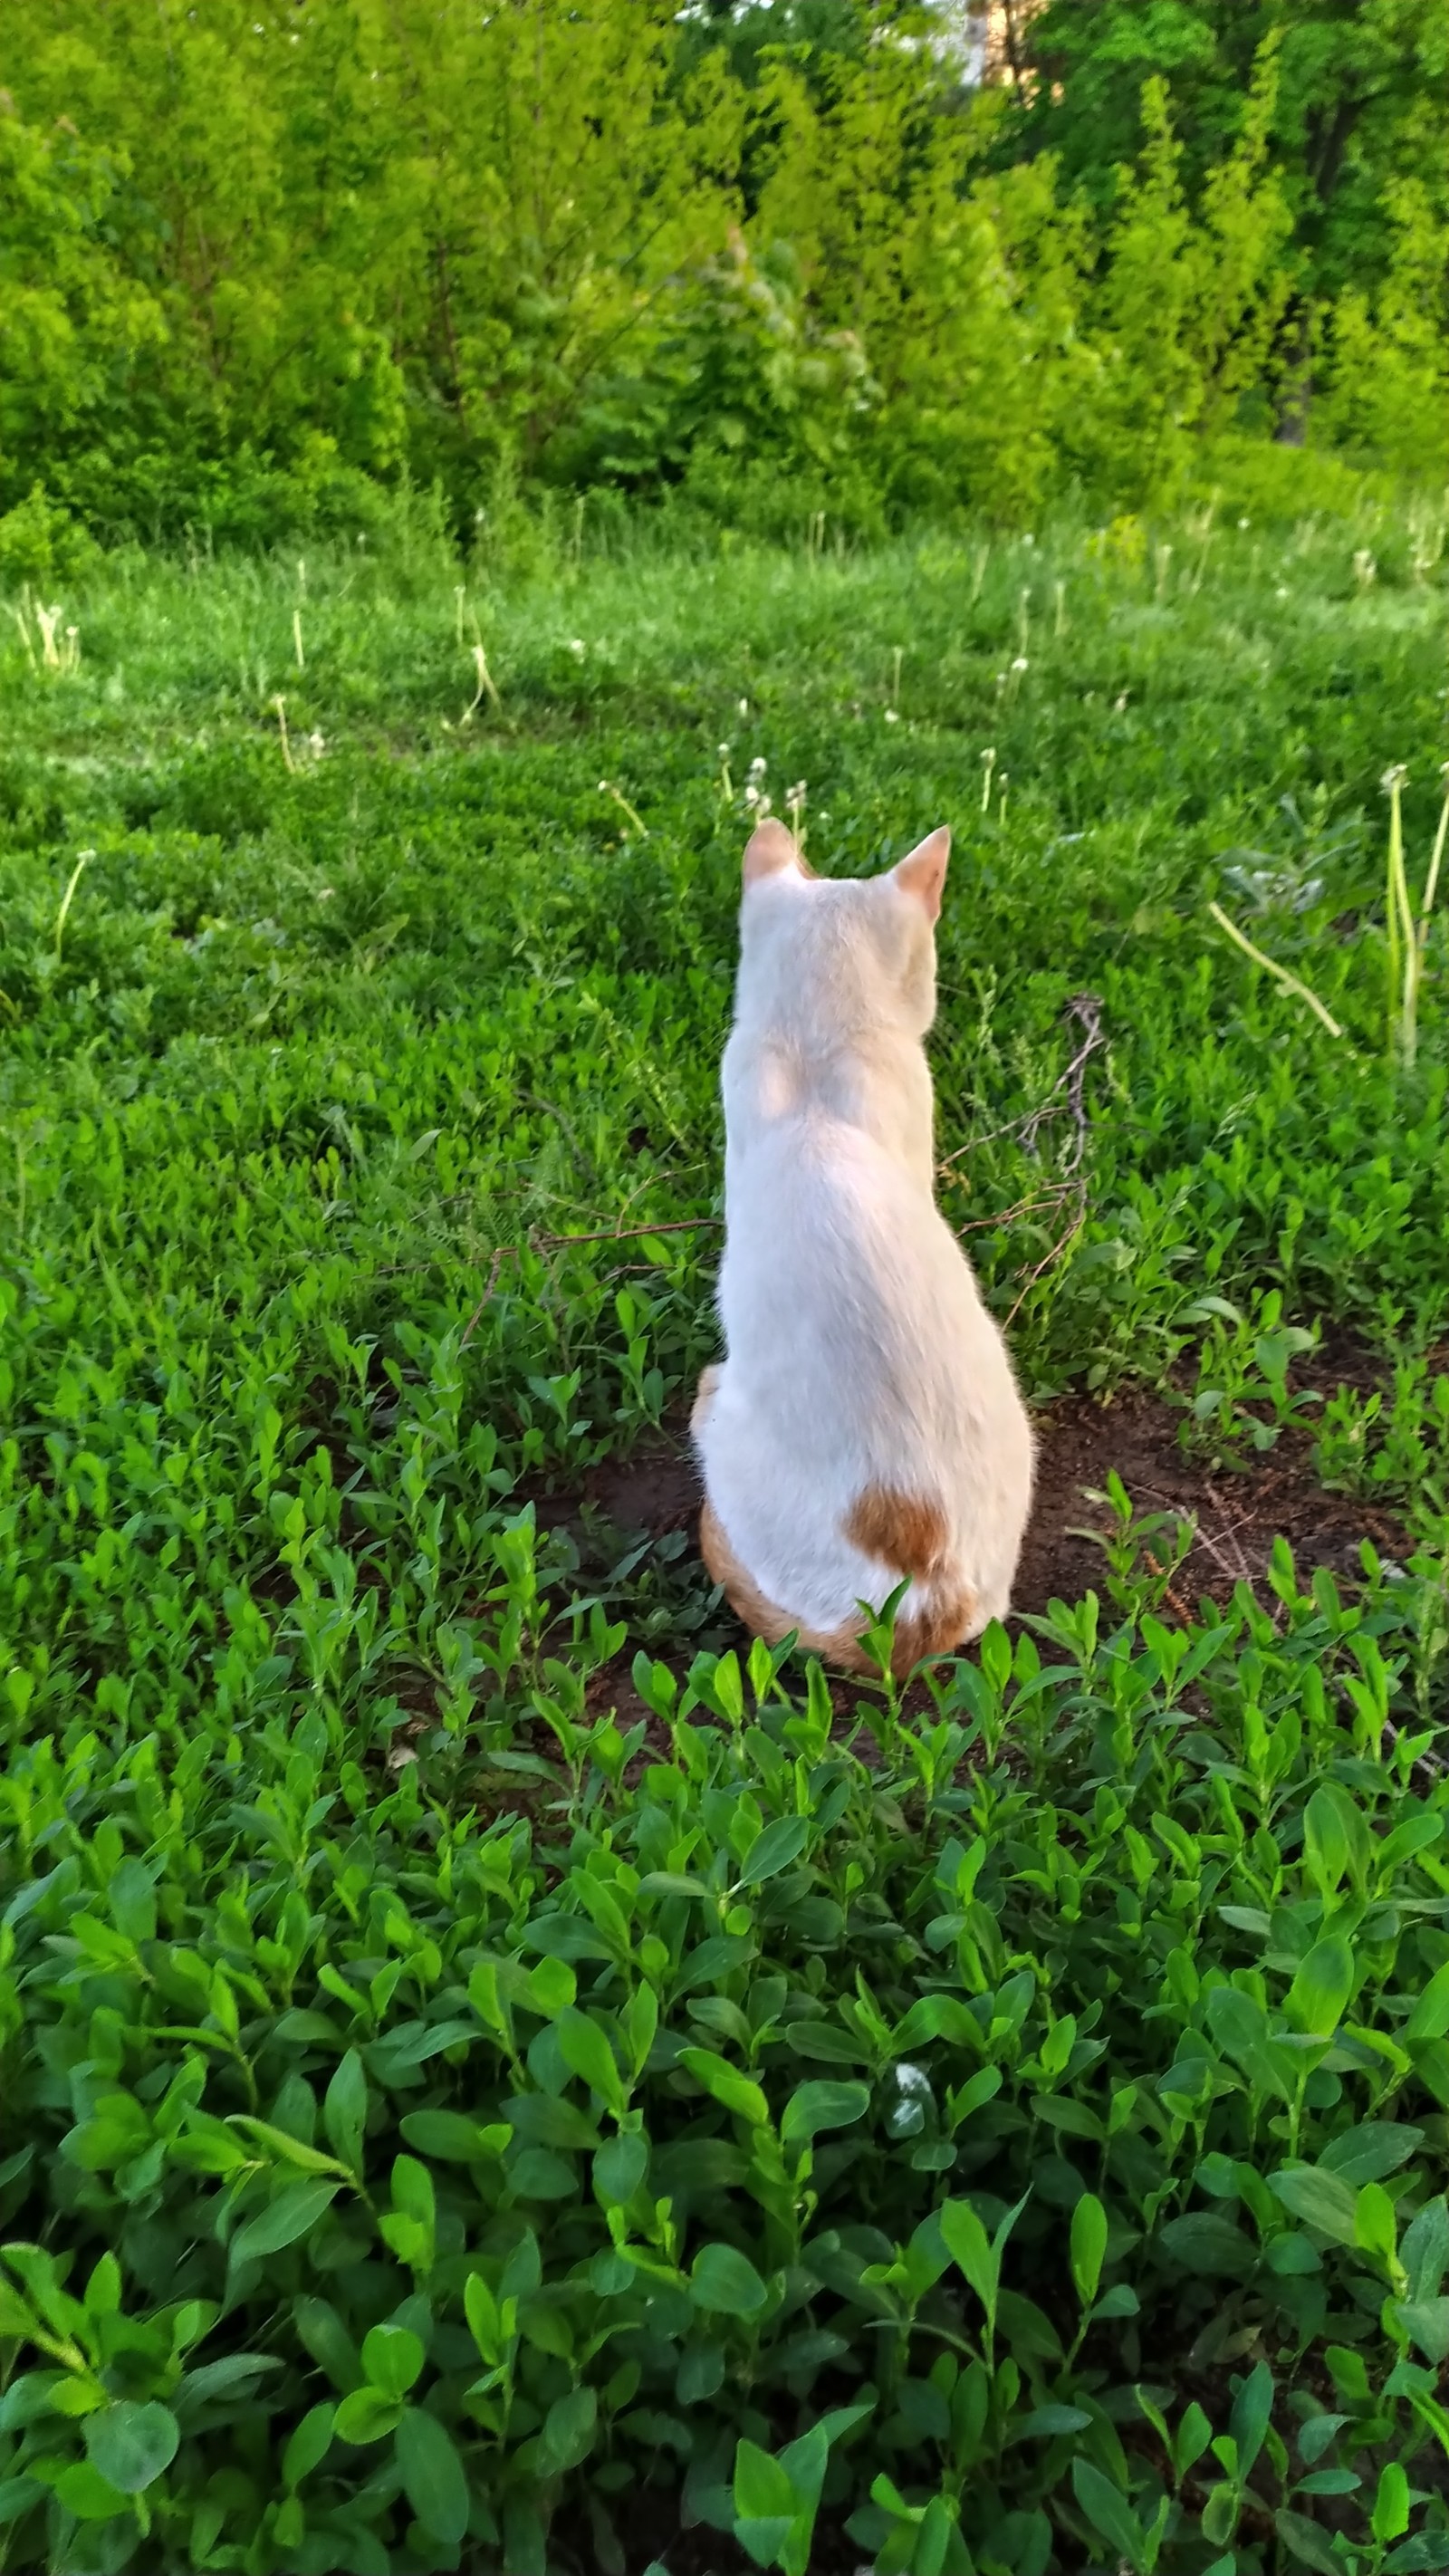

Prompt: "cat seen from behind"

[693,815,1034,1677]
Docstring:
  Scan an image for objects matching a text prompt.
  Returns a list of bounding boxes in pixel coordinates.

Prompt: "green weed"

[0,506,1447,2571]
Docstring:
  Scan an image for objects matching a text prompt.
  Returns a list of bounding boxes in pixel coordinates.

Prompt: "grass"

[1,495,1448,2576]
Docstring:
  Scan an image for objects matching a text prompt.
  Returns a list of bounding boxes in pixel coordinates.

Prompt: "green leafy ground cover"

[1,497,1448,2573]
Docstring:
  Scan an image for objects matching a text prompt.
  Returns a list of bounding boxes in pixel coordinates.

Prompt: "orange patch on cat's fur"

[842,1484,975,1667]
[844,1484,948,1580]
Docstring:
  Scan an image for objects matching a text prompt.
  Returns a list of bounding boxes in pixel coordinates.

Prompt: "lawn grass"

[1,498,1448,2575]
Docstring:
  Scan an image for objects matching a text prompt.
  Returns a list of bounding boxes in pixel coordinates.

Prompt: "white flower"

[317,886,335,902]
[1114,692,1128,711]
[568,638,586,657]
[884,707,900,723]
[1381,764,1408,793]
[1238,516,1251,530]
[307,730,326,756]
[1012,655,1029,672]
[717,742,731,758]
[748,755,768,778]
[738,697,749,716]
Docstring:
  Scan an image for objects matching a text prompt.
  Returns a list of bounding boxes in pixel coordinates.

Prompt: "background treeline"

[1,0,1445,557]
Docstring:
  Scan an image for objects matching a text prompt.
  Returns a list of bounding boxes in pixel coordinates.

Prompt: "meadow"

[1,492,1448,2576]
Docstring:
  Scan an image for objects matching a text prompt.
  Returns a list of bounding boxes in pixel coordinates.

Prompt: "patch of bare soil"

[526,1383,1404,1660]
[1015,1382,1406,1616]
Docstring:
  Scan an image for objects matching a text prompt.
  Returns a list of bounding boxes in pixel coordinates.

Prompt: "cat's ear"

[743,817,801,886]
[891,825,951,921]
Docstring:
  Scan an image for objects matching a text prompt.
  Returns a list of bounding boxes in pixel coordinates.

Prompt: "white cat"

[693,816,1034,1677]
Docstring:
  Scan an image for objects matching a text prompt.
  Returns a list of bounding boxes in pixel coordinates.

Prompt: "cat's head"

[734,817,950,1037]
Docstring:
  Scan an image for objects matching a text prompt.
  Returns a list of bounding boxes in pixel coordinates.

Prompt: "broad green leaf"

[226,2118,346,2177]
[230,2180,339,2267]
[624,1980,659,2076]
[890,1994,978,2052]
[1274,2509,1348,2576]
[84,2253,120,2317]
[83,2400,179,2494]
[175,2354,282,2417]
[1402,2196,1449,2301]
[1269,2167,1358,2246]
[1394,2294,1449,2361]
[323,2050,369,2171]
[293,2294,362,2394]
[506,2147,578,2200]
[690,2243,769,2317]
[1070,2192,1108,2308]
[1371,2460,1410,2544]
[1319,2122,1424,2187]
[555,2009,629,2115]
[939,2198,995,2310]
[1353,2180,1398,2269]
[779,2080,869,2149]
[53,2462,129,2521]
[1302,1787,1352,1893]
[1406,1960,1449,2042]
[283,2402,335,2488]
[733,2438,794,2523]
[594,2130,648,2208]
[734,1816,810,1889]
[333,2387,405,2444]
[1156,2212,1257,2277]
[1284,1937,1354,2038]
[542,2383,598,2473]
[108,1858,157,1946]
[524,1956,577,2018]
[734,2515,793,2570]
[679,2047,769,2129]
[360,2323,424,2399]
[396,2405,470,2544]
[1012,2404,1092,2439]
[399,2110,505,2162]
[1070,2459,1144,2567]
[1229,2360,1273,2480]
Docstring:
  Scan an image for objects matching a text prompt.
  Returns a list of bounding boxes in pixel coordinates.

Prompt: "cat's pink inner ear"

[743,817,801,885]
[892,825,951,920]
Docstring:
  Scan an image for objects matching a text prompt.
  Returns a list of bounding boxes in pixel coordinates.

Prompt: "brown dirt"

[529,1381,1405,1652]
[1015,1382,1406,1614]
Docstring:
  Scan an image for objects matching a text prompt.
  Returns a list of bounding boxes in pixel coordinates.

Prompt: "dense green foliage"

[0,0,1444,553]
[1,499,1447,2569]
[1005,0,1446,293]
